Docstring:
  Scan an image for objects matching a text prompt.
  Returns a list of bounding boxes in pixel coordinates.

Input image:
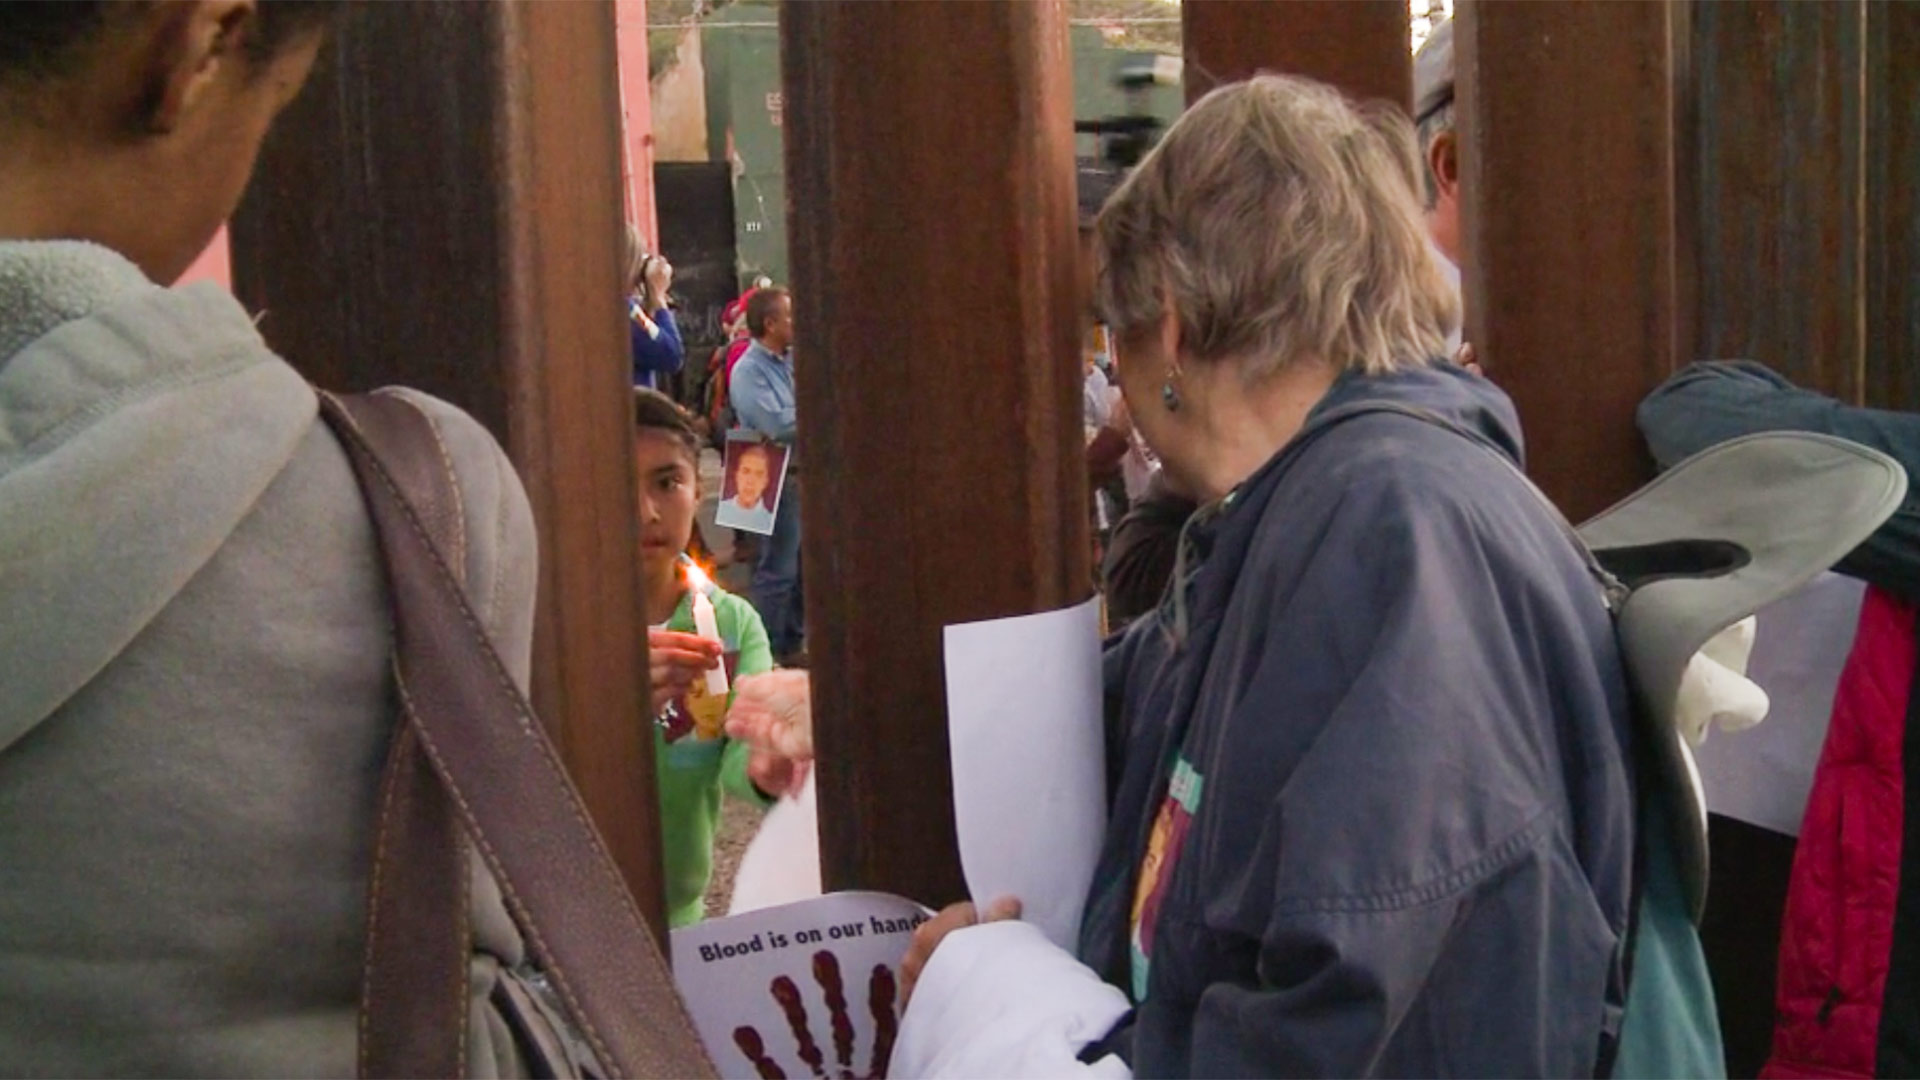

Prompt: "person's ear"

[1429,128,1460,203]
[1155,285,1186,377]
[1157,305,1181,374]
[137,0,258,135]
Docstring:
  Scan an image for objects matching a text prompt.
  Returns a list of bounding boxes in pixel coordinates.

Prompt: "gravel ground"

[705,797,766,917]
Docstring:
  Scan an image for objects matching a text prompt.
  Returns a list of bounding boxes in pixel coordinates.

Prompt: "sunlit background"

[1410,0,1455,51]
[1059,0,1455,55]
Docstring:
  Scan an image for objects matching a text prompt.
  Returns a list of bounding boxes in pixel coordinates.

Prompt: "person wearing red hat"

[703,287,758,438]
[723,289,760,388]
[704,286,767,564]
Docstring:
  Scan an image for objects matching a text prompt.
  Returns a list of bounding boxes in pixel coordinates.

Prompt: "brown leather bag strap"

[359,718,471,1078]
[330,391,472,1080]
[320,391,714,1079]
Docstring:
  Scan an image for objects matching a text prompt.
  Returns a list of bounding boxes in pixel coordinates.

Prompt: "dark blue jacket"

[1641,361,1920,601]
[1080,365,1639,1077]
[630,304,685,391]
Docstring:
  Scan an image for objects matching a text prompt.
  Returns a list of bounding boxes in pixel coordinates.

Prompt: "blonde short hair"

[1094,74,1458,378]
[623,222,649,293]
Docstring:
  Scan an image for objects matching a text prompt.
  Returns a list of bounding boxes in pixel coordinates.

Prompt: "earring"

[1161,378,1182,412]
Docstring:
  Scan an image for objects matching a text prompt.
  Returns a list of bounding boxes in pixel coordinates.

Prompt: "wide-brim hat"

[1580,432,1906,919]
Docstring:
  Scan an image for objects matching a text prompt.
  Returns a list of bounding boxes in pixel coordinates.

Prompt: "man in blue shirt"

[730,287,804,662]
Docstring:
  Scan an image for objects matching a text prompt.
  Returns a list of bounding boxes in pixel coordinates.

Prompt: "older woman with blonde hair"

[893,75,1718,1078]
[625,222,685,391]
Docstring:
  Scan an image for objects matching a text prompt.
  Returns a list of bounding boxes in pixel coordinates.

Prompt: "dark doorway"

[655,161,740,360]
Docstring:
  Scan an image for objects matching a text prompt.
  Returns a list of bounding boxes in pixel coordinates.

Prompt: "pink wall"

[178,226,232,289]
[616,0,659,248]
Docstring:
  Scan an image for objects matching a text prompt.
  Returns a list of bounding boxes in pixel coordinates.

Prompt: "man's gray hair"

[1416,98,1454,209]
[1412,17,1456,210]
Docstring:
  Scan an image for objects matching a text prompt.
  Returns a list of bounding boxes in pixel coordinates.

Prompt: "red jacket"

[723,336,752,387]
[1635,362,1920,1078]
[1766,587,1920,1078]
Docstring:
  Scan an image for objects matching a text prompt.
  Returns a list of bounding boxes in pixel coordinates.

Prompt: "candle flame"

[684,559,714,591]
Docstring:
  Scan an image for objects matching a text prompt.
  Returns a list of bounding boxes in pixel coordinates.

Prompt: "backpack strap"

[1313,401,1630,609]
[320,391,715,1079]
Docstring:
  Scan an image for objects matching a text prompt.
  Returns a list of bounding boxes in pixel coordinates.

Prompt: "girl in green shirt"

[634,390,801,926]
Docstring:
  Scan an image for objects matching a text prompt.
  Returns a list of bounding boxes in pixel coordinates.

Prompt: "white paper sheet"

[1696,573,1864,836]
[672,891,932,1080]
[942,596,1106,951]
[728,771,824,916]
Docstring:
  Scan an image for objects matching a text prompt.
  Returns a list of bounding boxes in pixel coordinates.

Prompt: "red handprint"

[731,950,900,1079]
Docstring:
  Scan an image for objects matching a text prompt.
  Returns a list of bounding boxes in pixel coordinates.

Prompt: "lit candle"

[684,561,731,699]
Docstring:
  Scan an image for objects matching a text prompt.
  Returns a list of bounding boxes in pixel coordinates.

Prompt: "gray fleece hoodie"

[0,241,539,1076]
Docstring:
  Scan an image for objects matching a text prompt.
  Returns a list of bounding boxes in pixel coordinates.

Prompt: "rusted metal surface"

[1680,8,1871,1070]
[1684,1,1920,414]
[231,0,671,941]
[782,0,1089,904]
[1867,0,1920,412]
[1688,1,1867,403]
[1183,0,1411,110]
[1458,0,1680,521]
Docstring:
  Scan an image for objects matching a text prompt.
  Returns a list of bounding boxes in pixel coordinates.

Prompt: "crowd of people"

[4,1,1916,1078]
[619,229,808,935]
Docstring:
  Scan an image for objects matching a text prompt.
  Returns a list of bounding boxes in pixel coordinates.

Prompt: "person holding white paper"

[894,76,1719,1079]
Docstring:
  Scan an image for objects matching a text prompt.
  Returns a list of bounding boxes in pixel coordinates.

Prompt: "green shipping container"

[700,5,1182,291]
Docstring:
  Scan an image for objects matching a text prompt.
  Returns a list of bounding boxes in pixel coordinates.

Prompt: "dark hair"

[0,2,344,87]
[745,287,791,339]
[633,388,700,463]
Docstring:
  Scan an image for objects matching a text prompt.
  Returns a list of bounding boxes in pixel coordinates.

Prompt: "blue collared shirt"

[731,340,797,444]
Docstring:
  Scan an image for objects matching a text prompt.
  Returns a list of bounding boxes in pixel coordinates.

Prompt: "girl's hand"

[649,628,721,704]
